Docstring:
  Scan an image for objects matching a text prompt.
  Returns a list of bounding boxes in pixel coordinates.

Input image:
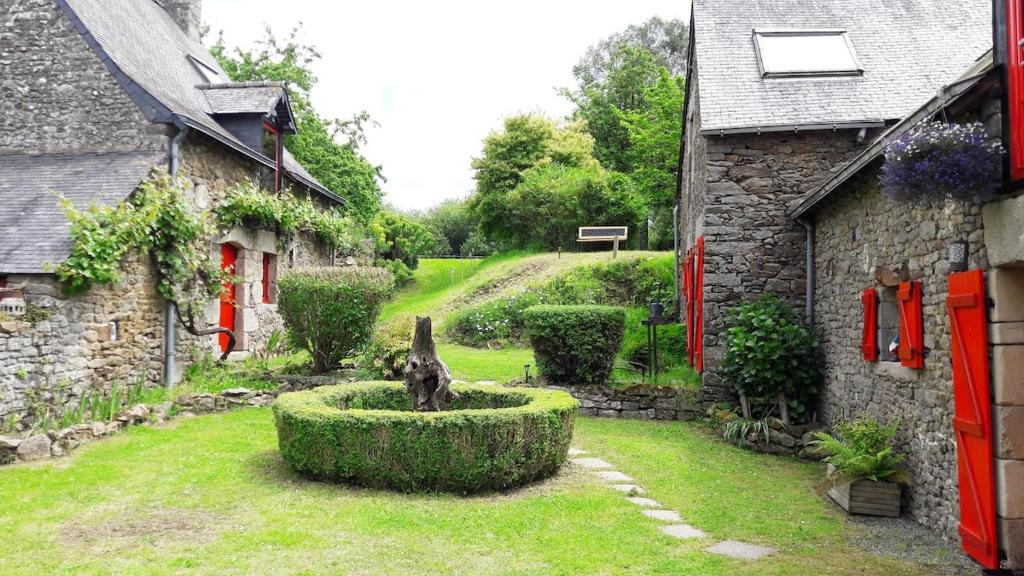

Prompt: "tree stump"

[404,316,456,411]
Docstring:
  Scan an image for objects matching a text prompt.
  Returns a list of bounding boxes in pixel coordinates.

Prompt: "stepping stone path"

[643,509,681,522]
[705,540,775,560]
[569,447,777,562]
[660,524,707,539]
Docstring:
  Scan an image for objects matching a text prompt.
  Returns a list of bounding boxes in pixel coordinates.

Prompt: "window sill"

[873,361,920,383]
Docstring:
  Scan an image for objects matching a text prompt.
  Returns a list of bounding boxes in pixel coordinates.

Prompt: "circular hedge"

[272,382,578,493]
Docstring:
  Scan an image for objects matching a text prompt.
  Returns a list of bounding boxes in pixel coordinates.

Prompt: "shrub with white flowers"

[880,121,1004,203]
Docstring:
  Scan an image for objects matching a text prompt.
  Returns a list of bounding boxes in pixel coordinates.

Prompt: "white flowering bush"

[446,291,541,347]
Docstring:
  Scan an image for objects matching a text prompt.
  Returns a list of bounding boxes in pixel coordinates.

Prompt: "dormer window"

[753,29,862,78]
[263,121,283,192]
[188,55,222,84]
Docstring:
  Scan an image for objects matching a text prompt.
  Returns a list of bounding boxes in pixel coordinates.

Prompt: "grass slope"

[0,410,944,575]
[380,251,672,384]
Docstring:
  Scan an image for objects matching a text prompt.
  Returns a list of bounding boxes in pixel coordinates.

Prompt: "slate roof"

[691,0,992,133]
[0,152,164,273]
[58,0,340,202]
[200,82,289,115]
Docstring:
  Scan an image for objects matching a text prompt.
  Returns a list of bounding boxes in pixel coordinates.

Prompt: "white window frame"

[752,28,863,78]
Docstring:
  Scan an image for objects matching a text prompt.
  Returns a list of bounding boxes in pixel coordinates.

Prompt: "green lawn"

[0,409,945,575]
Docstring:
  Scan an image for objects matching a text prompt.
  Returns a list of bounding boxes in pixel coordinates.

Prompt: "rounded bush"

[523,305,626,386]
[272,382,578,493]
[277,267,395,372]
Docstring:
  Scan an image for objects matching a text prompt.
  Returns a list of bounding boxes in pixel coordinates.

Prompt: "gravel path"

[847,515,979,575]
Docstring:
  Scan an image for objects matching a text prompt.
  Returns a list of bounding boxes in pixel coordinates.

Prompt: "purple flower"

[880,121,1004,203]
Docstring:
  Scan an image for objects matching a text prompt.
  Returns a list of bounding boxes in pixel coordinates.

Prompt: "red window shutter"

[1007,0,1024,181]
[684,249,695,367]
[896,281,924,369]
[861,288,879,361]
[262,253,272,304]
[947,270,998,569]
[694,236,705,374]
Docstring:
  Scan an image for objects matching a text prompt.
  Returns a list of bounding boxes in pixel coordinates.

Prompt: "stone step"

[660,524,706,539]
[643,509,682,522]
[571,457,614,470]
[705,540,775,560]
[595,470,633,482]
[627,496,662,508]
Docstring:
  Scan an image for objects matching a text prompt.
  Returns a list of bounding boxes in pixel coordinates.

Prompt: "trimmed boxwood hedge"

[272,382,578,493]
[523,305,626,386]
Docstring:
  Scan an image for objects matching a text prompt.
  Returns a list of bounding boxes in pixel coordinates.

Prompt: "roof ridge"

[196,81,286,90]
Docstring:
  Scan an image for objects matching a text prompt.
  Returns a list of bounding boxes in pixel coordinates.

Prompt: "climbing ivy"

[214,182,362,250]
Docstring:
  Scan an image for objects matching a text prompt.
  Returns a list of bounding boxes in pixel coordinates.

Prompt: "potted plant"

[880,120,1004,203]
[812,417,908,517]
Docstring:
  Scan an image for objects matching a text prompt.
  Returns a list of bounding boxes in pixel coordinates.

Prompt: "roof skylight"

[188,55,223,84]
[753,29,862,78]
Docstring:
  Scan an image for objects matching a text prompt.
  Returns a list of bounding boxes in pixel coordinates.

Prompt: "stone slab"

[627,497,662,508]
[989,268,1024,323]
[705,540,775,560]
[643,509,682,522]
[571,457,614,470]
[994,345,1024,406]
[609,484,645,495]
[16,434,51,461]
[995,405,1024,460]
[998,459,1024,518]
[991,322,1024,346]
[567,448,587,457]
[660,524,706,539]
[1000,517,1024,570]
[983,194,1024,268]
[595,470,633,482]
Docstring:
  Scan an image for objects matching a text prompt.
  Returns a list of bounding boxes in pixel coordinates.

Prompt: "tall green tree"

[468,114,597,242]
[209,27,384,222]
[573,16,689,88]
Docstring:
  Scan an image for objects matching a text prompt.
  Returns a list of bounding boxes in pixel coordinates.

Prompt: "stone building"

[0,0,349,423]
[679,0,1024,570]
[678,0,992,406]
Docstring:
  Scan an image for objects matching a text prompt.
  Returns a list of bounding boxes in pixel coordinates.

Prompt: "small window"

[877,287,900,362]
[262,253,277,304]
[263,122,282,191]
[753,29,862,78]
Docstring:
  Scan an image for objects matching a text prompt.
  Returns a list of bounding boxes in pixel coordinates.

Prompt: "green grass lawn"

[0,409,946,575]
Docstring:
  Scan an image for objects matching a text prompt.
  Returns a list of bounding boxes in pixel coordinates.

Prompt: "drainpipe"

[673,204,681,315]
[799,218,815,325]
[164,118,189,387]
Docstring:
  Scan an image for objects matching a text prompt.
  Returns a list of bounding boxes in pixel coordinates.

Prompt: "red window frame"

[896,281,924,369]
[693,236,705,374]
[1007,0,1024,181]
[861,288,879,361]
[262,252,276,304]
[263,121,283,192]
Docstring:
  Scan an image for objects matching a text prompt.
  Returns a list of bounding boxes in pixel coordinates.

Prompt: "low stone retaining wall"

[531,384,701,421]
[733,421,827,460]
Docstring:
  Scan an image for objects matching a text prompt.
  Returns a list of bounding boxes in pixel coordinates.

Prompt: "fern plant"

[722,415,784,448]
[812,417,906,482]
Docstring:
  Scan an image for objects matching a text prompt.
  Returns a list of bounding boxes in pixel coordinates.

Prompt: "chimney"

[155,0,202,42]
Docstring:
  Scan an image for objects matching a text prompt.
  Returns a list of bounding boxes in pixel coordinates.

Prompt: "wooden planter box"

[827,478,901,517]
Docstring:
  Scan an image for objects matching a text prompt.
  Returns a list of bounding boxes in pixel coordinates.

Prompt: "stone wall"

[683,128,878,406]
[543,384,700,421]
[811,170,987,542]
[680,55,707,250]
[0,253,166,423]
[0,0,164,153]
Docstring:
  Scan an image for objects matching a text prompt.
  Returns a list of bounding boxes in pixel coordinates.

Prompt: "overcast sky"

[203,1,690,211]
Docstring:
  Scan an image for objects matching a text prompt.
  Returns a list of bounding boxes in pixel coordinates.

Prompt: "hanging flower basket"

[880,121,1004,203]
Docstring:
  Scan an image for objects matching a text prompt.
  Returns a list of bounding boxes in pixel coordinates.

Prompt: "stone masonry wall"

[813,170,987,542]
[680,55,706,252]
[0,0,165,153]
[692,130,878,406]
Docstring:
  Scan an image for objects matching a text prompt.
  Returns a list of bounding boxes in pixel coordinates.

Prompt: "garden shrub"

[272,382,578,492]
[721,294,820,423]
[523,305,626,385]
[445,291,540,347]
[278,267,395,372]
[361,314,416,379]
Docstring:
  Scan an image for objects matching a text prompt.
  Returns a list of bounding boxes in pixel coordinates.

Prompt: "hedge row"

[272,382,578,493]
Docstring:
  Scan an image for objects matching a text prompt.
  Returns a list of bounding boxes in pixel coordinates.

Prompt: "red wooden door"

[1007,0,1024,181]
[947,269,998,569]
[219,244,238,354]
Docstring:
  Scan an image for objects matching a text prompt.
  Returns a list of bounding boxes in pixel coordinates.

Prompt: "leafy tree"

[504,164,644,250]
[209,27,384,221]
[573,16,689,88]
[468,114,598,242]
[370,211,435,271]
[618,69,684,248]
[420,198,474,256]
